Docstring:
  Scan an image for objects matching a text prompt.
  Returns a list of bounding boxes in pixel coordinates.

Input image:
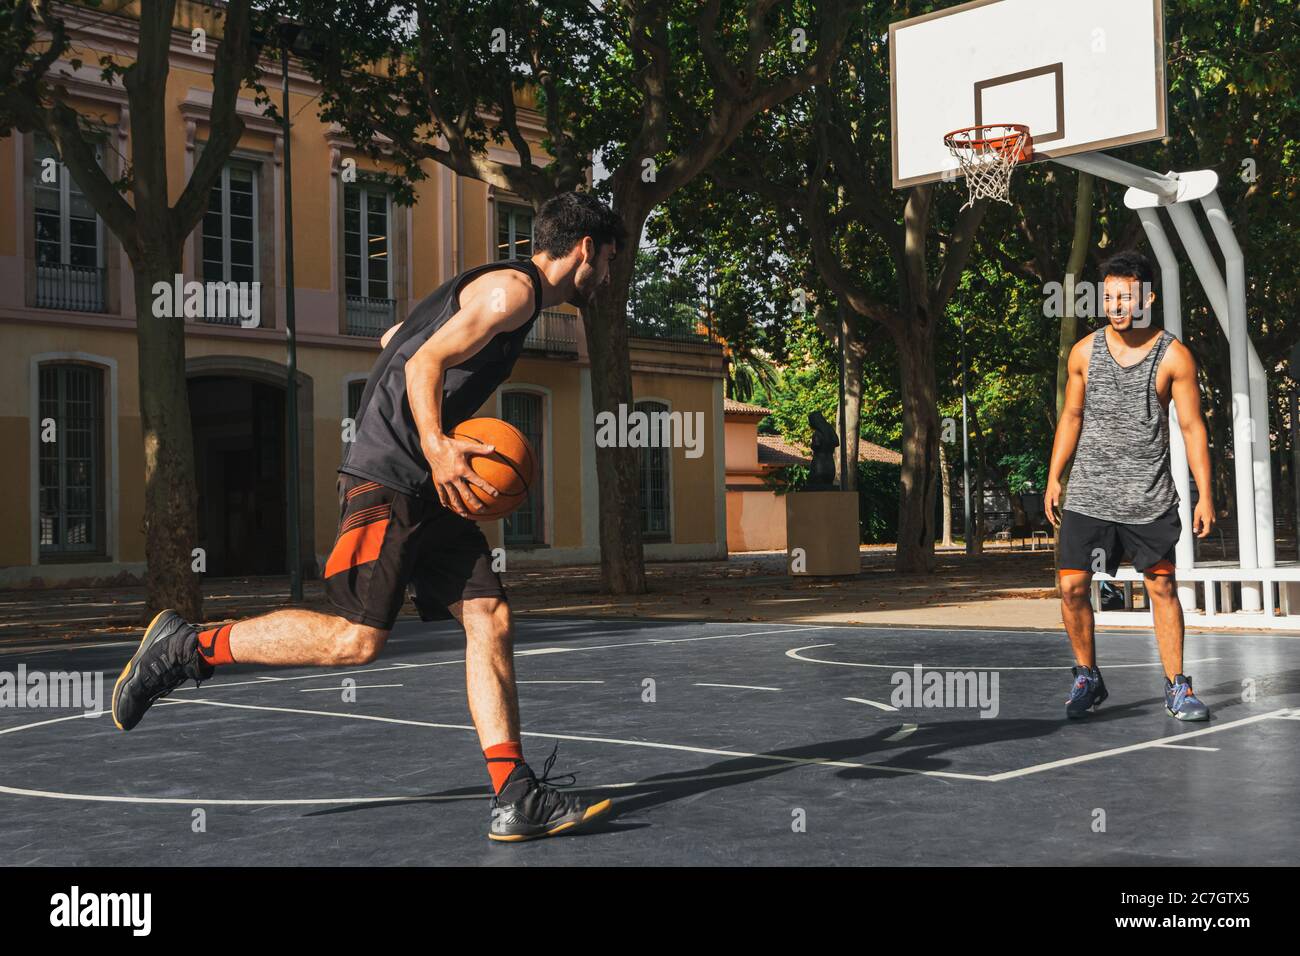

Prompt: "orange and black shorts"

[323,474,506,630]
[1058,505,1181,578]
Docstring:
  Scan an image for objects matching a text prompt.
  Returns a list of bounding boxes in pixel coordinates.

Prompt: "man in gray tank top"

[1045,251,1216,722]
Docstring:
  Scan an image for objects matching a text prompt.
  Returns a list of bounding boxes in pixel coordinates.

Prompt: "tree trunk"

[972,406,987,555]
[1052,173,1093,586]
[939,440,953,548]
[582,207,648,595]
[1055,172,1093,421]
[134,252,202,622]
[840,303,864,493]
[895,323,939,573]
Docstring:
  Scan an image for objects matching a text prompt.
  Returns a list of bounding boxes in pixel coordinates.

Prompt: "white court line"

[298,684,403,693]
[154,697,987,781]
[1157,744,1220,752]
[518,680,604,685]
[984,709,1295,781]
[695,683,781,692]
[168,625,837,693]
[2,700,1295,808]
[788,644,1223,672]
[515,647,577,656]
[0,712,93,736]
[884,723,918,742]
[0,640,137,657]
[843,697,898,712]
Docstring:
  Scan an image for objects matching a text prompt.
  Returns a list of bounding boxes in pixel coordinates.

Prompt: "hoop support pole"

[1135,207,1197,611]
[1052,152,1180,201]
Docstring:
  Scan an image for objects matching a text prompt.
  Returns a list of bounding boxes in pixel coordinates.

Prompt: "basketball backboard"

[890,0,1167,189]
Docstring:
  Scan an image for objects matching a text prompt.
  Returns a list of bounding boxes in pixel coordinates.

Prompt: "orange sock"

[484,741,524,793]
[196,623,237,666]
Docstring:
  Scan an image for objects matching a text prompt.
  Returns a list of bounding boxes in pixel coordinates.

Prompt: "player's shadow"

[300,670,1299,836]
[304,695,1159,829]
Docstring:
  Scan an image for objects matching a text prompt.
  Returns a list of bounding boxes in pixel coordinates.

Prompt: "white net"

[944,125,1031,210]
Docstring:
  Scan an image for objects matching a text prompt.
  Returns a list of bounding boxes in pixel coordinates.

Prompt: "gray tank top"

[1064,329,1179,524]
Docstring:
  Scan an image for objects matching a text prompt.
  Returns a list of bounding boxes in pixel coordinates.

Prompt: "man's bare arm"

[404,271,535,515]
[1044,337,1090,525]
[1166,340,1215,536]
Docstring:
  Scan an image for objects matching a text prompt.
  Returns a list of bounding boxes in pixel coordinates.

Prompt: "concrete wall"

[727,490,788,552]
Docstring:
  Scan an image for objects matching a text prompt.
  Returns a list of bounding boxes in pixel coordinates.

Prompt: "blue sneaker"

[1065,665,1108,719]
[1165,674,1209,721]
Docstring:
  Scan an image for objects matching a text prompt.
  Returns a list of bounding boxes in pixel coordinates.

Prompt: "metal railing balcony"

[345,295,397,337]
[36,263,106,313]
[524,310,580,356]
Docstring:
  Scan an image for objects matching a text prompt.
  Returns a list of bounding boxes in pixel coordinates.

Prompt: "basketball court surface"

[3,617,1297,866]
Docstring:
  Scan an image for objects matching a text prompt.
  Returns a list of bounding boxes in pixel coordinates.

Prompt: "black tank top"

[340,259,544,498]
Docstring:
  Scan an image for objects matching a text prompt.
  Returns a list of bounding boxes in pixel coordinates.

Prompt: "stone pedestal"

[785,491,861,576]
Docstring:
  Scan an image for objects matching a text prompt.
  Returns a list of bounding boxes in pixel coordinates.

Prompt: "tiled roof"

[724,398,773,417]
[756,434,809,467]
[755,433,903,468]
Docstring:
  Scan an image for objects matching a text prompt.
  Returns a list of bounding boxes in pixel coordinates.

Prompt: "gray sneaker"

[1165,674,1210,722]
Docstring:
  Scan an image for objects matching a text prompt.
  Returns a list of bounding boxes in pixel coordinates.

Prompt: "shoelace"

[535,742,578,789]
[1068,672,1097,703]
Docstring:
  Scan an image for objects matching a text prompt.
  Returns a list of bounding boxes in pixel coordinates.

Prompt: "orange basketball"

[449,417,536,520]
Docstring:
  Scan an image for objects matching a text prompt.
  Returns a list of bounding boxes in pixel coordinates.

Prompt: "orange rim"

[944,124,1033,162]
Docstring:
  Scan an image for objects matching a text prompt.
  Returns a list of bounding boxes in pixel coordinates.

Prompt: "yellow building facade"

[0,2,727,587]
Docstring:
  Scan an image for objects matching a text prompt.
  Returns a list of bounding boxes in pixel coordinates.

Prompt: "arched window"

[502,391,544,546]
[636,400,671,541]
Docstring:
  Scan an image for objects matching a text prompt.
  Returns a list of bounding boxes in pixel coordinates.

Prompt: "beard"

[570,268,596,307]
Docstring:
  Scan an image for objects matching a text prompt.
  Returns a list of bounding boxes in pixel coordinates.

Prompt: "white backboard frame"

[890,0,1167,189]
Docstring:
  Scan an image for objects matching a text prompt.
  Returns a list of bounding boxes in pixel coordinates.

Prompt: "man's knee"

[1144,572,1178,602]
[1059,572,1092,607]
[333,622,388,664]
[459,596,511,641]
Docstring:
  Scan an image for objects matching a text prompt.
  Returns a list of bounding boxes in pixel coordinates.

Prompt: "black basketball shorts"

[1058,505,1181,577]
[324,474,507,630]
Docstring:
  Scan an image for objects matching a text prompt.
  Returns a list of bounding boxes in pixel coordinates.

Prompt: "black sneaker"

[111,610,213,731]
[1098,582,1125,611]
[1065,665,1108,719]
[488,745,611,842]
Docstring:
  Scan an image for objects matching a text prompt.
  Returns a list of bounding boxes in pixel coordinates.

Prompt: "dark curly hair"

[1099,250,1155,290]
[533,191,627,258]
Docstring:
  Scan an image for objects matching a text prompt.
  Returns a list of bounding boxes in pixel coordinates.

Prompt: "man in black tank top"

[111,193,628,843]
[1045,251,1216,722]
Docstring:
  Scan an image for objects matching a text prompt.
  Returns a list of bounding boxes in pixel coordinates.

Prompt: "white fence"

[1093,565,1300,631]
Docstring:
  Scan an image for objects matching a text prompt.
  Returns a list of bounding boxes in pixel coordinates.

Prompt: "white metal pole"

[1202,193,1276,576]
[1053,153,1180,201]
[1166,202,1261,610]
[1136,207,1196,611]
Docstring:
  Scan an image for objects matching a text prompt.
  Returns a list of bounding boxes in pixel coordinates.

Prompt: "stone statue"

[807,411,840,490]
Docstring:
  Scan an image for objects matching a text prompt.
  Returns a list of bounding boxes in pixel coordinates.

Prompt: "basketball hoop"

[943,124,1032,209]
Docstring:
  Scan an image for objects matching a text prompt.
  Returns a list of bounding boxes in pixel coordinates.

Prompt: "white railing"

[1092,565,1300,630]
